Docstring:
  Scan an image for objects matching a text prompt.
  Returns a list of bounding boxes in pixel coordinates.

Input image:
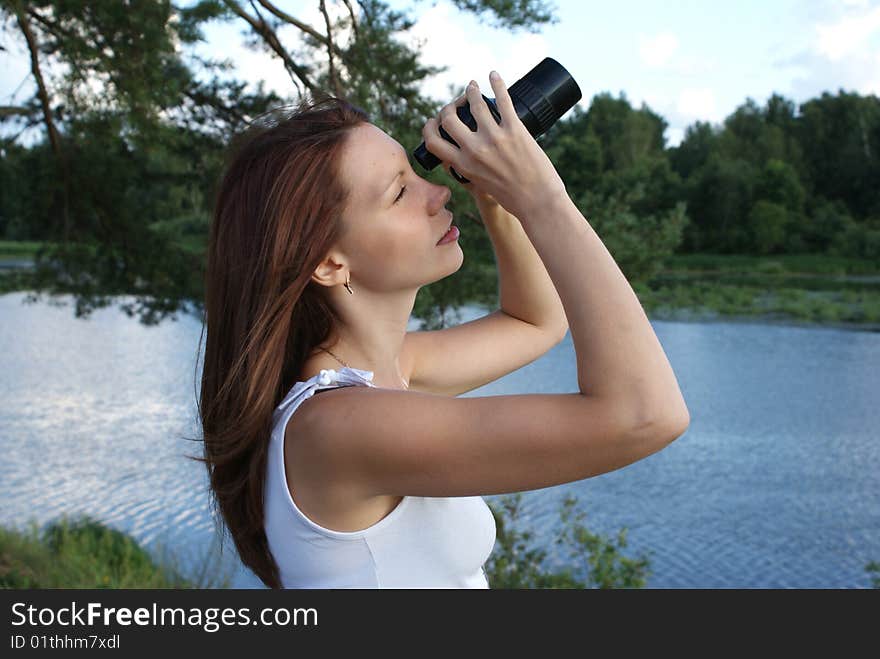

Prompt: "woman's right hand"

[421,70,568,220]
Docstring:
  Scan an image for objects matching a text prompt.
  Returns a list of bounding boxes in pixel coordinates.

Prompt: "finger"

[438,96,471,146]
[422,116,461,165]
[466,80,496,132]
[488,70,517,127]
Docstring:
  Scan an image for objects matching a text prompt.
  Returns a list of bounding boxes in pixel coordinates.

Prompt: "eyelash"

[394,185,407,204]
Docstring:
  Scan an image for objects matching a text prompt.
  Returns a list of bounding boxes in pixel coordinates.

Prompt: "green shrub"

[867,561,880,589]
[485,492,650,589]
[0,515,230,589]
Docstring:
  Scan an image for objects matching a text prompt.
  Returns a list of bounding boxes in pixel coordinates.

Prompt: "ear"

[310,256,346,288]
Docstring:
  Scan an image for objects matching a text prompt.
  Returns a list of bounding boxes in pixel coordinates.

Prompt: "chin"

[426,246,464,284]
[443,245,465,272]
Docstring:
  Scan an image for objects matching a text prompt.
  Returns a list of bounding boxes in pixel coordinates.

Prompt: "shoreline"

[3,287,879,334]
[646,307,880,333]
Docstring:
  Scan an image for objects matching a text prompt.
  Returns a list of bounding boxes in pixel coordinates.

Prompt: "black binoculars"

[412,57,582,184]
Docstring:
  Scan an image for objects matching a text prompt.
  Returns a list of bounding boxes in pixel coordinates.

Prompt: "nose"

[434,185,452,213]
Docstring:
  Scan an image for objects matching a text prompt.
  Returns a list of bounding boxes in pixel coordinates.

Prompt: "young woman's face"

[336,122,463,291]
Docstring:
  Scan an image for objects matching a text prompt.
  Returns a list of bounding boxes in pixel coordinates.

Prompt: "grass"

[0,241,43,260]
[637,252,880,329]
[0,515,232,589]
[660,253,880,276]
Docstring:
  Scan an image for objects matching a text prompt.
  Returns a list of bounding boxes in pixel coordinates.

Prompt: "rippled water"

[1,291,878,588]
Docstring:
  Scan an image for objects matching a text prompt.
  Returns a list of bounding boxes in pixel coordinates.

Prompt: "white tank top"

[264,365,497,588]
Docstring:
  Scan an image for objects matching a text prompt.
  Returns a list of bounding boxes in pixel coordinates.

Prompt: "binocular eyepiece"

[412,57,582,184]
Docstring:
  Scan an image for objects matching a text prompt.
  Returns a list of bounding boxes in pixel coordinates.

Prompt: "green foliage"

[0,515,231,588]
[2,0,879,325]
[484,492,650,589]
[661,252,880,276]
[670,121,719,180]
[576,188,689,282]
[756,159,805,216]
[686,154,757,252]
[803,198,856,253]
[867,561,880,589]
[641,250,880,327]
[797,91,880,219]
[831,217,880,261]
[748,200,789,255]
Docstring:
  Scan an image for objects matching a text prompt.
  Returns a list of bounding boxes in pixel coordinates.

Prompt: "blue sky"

[2,0,878,146]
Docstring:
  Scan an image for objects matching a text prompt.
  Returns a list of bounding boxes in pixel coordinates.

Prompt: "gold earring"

[344,275,353,295]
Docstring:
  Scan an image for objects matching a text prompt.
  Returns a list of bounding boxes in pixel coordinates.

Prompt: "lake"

[1,290,877,588]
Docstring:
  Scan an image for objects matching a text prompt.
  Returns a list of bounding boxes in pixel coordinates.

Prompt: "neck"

[315,282,418,390]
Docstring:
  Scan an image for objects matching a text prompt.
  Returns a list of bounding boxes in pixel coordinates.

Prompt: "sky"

[2,0,879,147]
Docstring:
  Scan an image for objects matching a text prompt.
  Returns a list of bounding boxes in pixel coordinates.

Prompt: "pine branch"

[222,0,319,96]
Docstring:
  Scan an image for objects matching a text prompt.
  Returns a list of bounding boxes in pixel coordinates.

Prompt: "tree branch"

[26,7,93,97]
[222,0,320,97]
[256,0,348,58]
[0,105,32,118]
[340,0,359,42]
[318,0,342,97]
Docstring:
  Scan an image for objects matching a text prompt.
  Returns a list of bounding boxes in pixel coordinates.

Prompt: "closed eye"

[394,185,407,204]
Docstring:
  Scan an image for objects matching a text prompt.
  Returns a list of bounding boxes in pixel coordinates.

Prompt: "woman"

[198,71,690,589]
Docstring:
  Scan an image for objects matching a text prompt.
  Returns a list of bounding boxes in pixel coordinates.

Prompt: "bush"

[832,218,880,260]
[484,492,650,589]
[867,561,880,589]
[0,515,230,588]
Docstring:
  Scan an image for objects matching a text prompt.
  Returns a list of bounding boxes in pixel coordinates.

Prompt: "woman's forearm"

[477,197,568,335]
[516,192,689,426]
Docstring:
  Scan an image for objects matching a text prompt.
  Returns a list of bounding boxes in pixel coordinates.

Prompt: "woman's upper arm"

[292,388,685,499]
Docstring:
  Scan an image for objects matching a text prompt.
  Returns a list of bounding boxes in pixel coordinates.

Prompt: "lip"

[436,211,454,245]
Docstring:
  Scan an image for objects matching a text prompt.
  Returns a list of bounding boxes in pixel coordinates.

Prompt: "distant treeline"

[2,88,877,265]
[540,89,880,260]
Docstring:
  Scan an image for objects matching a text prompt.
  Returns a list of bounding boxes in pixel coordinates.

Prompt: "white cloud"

[639,32,679,69]
[676,88,718,121]
[400,3,547,103]
[781,2,880,99]
[815,5,880,60]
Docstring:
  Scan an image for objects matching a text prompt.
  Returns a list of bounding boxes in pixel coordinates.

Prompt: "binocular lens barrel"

[413,57,582,179]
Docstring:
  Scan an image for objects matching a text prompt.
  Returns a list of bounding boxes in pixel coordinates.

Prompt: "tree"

[0,0,558,325]
[747,200,788,254]
[540,93,688,270]
[756,159,804,216]
[578,92,667,172]
[670,120,719,180]
[797,91,880,219]
[685,154,756,252]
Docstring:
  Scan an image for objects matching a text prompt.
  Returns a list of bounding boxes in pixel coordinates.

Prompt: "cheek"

[356,222,431,269]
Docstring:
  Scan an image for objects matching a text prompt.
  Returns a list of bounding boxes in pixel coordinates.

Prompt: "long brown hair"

[195,94,370,589]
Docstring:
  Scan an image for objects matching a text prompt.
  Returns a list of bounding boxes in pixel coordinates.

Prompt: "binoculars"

[413,57,582,184]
